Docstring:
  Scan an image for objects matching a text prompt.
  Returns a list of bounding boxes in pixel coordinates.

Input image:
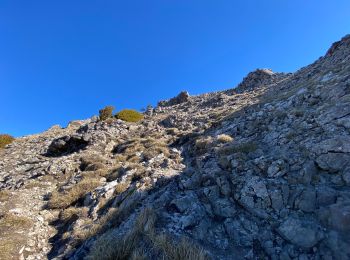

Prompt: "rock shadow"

[44,135,89,157]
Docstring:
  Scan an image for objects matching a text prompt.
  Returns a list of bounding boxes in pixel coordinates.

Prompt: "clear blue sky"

[1,1,349,137]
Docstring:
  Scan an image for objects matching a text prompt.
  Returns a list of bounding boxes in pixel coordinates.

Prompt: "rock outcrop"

[158,91,191,107]
[1,34,350,260]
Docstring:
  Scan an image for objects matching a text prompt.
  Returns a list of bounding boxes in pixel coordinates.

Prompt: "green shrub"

[99,106,115,121]
[115,109,143,123]
[0,134,14,149]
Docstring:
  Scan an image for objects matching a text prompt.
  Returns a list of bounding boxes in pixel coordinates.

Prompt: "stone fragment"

[216,175,231,196]
[295,187,316,213]
[212,198,236,218]
[158,91,191,107]
[270,188,284,211]
[170,196,193,213]
[342,167,350,185]
[278,217,324,248]
[267,159,288,178]
[328,202,350,232]
[315,153,350,172]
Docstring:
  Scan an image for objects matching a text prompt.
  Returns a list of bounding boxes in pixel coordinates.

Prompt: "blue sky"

[1,1,349,137]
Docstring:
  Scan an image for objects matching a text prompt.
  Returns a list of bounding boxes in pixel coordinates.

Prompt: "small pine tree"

[99,106,115,121]
[0,134,15,149]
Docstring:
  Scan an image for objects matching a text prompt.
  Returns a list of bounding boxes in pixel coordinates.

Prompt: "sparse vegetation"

[99,106,115,121]
[114,137,170,163]
[142,141,169,161]
[0,213,32,229]
[73,186,140,242]
[194,136,213,155]
[86,208,208,260]
[114,154,127,163]
[116,109,144,123]
[0,239,24,260]
[217,134,233,143]
[166,128,180,136]
[0,190,10,202]
[80,155,107,171]
[0,134,14,149]
[217,141,258,156]
[60,207,89,222]
[114,182,130,195]
[48,177,102,209]
[0,214,32,260]
[152,235,208,260]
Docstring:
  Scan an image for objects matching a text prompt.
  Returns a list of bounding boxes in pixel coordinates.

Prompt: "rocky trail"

[0,175,56,259]
[1,34,350,260]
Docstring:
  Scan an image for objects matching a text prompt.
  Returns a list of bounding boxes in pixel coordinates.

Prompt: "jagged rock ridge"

[0,34,349,260]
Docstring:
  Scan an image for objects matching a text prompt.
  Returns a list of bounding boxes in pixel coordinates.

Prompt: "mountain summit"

[0,35,349,260]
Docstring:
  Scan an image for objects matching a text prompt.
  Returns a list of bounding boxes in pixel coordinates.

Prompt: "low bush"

[0,134,14,149]
[115,109,143,123]
[99,106,115,121]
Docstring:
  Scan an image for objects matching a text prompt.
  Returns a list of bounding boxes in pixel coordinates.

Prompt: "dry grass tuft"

[0,238,26,260]
[0,213,32,229]
[0,213,32,259]
[152,234,208,260]
[48,177,101,209]
[115,154,127,163]
[75,187,140,241]
[86,208,155,260]
[115,182,130,195]
[73,208,117,241]
[86,208,208,260]
[114,137,170,163]
[166,128,180,136]
[217,134,233,143]
[194,136,213,155]
[217,141,258,156]
[80,155,107,171]
[59,207,89,222]
[0,190,11,202]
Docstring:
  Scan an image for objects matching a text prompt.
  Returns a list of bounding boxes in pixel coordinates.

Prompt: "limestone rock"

[1,34,350,260]
[278,217,324,248]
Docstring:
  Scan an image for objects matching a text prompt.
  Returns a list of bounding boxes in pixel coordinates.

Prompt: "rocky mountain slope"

[1,35,350,260]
